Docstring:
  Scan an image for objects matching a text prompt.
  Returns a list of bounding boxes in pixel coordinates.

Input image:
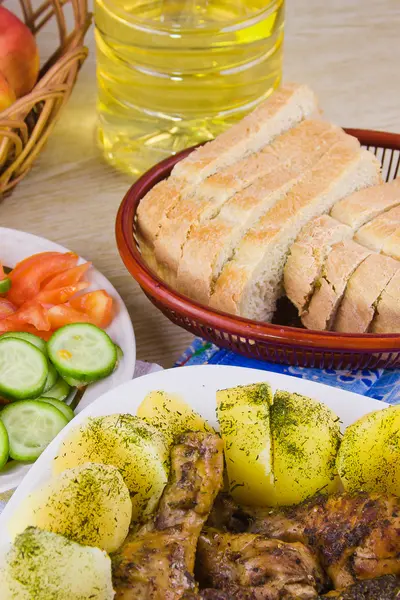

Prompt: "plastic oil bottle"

[95,0,285,176]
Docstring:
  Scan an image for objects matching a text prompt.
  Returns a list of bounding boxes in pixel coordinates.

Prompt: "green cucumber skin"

[0,332,47,355]
[0,420,9,469]
[1,400,68,462]
[37,397,74,422]
[0,339,48,401]
[43,364,58,393]
[48,323,117,383]
[41,377,71,401]
[0,278,11,294]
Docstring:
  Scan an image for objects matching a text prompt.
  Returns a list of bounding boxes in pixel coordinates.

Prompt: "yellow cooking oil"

[95,0,285,176]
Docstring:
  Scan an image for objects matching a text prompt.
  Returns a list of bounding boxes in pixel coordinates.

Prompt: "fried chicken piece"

[112,432,224,600]
[209,492,400,590]
[195,529,325,599]
[320,574,400,599]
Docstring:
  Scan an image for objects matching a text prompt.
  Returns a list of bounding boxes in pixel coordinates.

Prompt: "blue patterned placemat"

[176,338,400,405]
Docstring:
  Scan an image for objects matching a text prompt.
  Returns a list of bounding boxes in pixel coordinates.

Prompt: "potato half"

[217,383,277,506]
[137,390,213,445]
[2,527,114,600]
[9,462,131,553]
[53,413,170,521]
[337,405,400,494]
[270,391,341,505]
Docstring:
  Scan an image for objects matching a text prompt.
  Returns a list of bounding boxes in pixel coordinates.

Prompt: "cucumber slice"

[41,377,71,401]
[0,331,47,355]
[48,324,117,383]
[0,338,48,400]
[43,363,58,393]
[61,374,86,389]
[37,397,74,422]
[1,400,68,461]
[0,278,11,294]
[0,420,9,469]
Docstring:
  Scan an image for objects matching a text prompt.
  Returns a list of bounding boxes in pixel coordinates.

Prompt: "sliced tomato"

[69,290,113,328]
[8,253,79,306]
[10,252,69,279]
[13,302,51,331]
[0,318,53,339]
[0,299,16,320]
[33,282,89,305]
[43,262,92,290]
[47,304,96,330]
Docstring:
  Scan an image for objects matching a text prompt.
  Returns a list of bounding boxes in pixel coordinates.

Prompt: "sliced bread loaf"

[284,215,353,316]
[209,143,380,321]
[301,241,372,331]
[153,121,345,277]
[354,204,400,252]
[171,84,319,184]
[330,176,399,229]
[177,122,350,303]
[333,253,400,333]
[371,269,400,333]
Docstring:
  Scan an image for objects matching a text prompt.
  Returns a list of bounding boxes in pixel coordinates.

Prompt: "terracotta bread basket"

[116,128,400,370]
[0,0,90,195]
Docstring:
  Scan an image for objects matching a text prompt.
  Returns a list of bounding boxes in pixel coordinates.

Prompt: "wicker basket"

[0,0,90,195]
[116,128,400,371]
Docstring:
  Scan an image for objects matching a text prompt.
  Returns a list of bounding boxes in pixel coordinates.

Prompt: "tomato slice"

[0,318,52,339]
[0,299,16,320]
[43,262,91,290]
[33,282,89,305]
[69,290,113,328]
[8,253,79,306]
[47,304,96,330]
[14,302,51,331]
[10,252,70,279]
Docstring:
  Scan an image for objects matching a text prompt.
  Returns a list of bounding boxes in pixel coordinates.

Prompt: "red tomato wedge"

[69,290,113,328]
[13,302,51,331]
[0,317,52,339]
[0,299,16,320]
[47,305,97,330]
[43,262,92,290]
[8,252,79,306]
[33,282,89,305]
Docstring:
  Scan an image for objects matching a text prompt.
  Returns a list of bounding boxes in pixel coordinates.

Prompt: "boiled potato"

[270,391,341,505]
[337,405,400,494]
[217,383,277,506]
[9,462,131,553]
[137,390,213,445]
[2,527,114,599]
[53,413,169,520]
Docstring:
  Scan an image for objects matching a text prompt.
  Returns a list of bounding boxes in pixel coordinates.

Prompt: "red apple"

[0,69,15,111]
[0,6,39,98]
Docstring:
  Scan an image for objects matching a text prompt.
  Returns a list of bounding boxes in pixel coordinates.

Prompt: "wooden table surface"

[1,0,399,367]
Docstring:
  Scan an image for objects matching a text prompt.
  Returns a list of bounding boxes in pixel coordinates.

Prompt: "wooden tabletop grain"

[1,0,399,368]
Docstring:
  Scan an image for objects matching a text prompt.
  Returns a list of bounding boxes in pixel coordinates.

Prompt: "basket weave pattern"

[0,0,90,194]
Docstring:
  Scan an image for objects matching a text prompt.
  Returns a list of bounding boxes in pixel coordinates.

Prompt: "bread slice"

[330,176,400,229]
[153,122,344,276]
[209,143,380,321]
[333,253,400,332]
[371,269,400,333]
[171,84,319,184]
[177,122,351,303]
[382,227,400,261]
[195,118,334,205]
[137,179,188,246]
[301,241,373,331]
[284,215,353,316]
[354,204,400,252]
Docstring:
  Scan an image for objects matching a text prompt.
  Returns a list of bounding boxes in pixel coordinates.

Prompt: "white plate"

[0,227,136,493]
[0,363,387,558]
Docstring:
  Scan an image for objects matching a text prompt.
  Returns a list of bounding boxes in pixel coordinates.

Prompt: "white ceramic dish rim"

[0,364,388,559]
[0,227,136,493]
